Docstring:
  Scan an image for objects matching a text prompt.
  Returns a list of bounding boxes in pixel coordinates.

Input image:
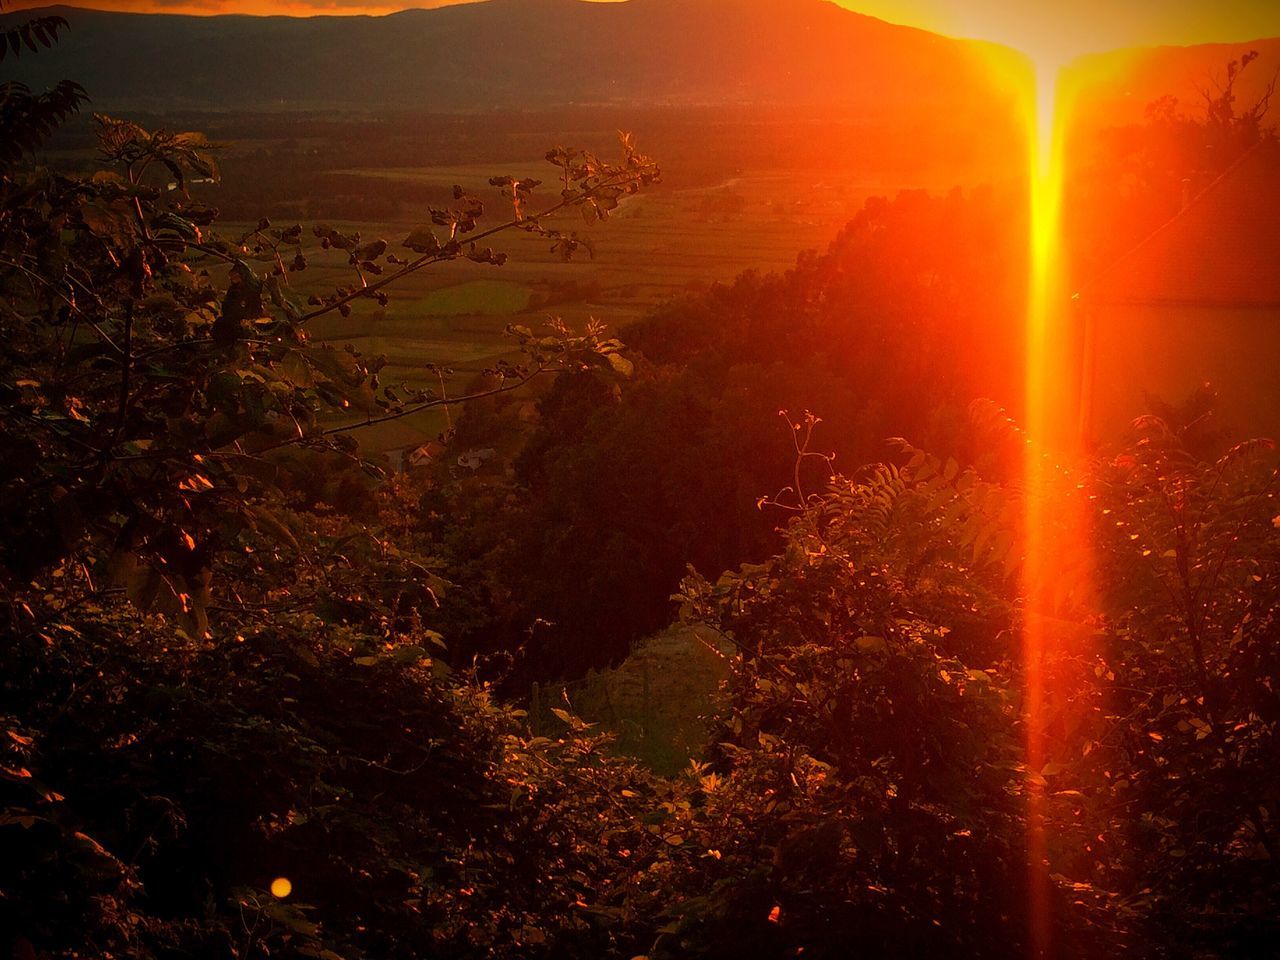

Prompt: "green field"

[415,279,533,316]
[223,164,908,454]
[531,626,732,775]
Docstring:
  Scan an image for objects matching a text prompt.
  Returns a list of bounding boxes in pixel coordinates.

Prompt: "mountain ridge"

[7,1,1274,131]
[1,0,1014,114]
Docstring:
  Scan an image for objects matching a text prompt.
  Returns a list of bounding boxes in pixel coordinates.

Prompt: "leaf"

[248,505,301,554]
[264,902,318,935]
[605,352,634,378]
[353,238,387,261]
[107,550,178,615]
[391,645,429,664]
[279,350,313,387]
[80,200,139,248]
[401,226,442,253]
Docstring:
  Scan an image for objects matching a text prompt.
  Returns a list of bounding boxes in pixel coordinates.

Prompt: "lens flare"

[1019,54,1103,957]
[1022,58,1063,959]
[955,39,1094,952]
[1018,58,1059,957]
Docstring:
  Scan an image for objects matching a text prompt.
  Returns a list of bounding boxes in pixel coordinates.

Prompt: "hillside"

[2,0,1020,116]
[1064,37,1280,137]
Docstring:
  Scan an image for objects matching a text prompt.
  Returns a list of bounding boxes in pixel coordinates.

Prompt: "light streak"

[1019,54,1097,958]
[1020,58,1065,959]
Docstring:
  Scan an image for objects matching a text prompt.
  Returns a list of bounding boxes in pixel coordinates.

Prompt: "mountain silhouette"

[2,0,1017,114]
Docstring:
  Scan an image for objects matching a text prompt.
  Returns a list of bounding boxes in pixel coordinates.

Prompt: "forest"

[3,4,1280,959]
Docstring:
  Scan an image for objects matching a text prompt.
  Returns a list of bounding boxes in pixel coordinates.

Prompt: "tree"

[426,186,1028,679]
[0,0,85,165]
[1,102,657,635]
[660,403,1280,958]
[1064,51,1277,285]
[2,36,674,957]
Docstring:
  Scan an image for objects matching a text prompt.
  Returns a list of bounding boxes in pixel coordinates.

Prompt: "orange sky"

[10,0,1280,62]
[856,0,1280,62]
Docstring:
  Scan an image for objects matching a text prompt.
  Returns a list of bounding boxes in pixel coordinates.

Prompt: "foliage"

[4,29,1278,958]
[1080,421,1280,955]
[527,627,732,776]
[428,187,1028,676]
[660,408,1035,958]
[1064,50,1277,284]
[9,305,1276,960]
[0,0,84,165]
[1,35,677,958]
[670,553,1030,957]
[1,560,682,960]
[661,405,1280,958]
[0,107,656,639]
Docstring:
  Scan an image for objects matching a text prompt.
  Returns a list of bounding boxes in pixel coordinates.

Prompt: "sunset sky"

[9,0,1280,62]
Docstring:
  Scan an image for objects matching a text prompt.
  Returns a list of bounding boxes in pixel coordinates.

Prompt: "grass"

[415,279,533,316]
[531,626,732,775]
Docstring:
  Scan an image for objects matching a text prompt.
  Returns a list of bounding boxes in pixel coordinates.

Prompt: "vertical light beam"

[1022,56,1067,959]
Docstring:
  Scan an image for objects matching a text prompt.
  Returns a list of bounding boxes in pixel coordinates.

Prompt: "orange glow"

[1016,56,1068,959]
[843,1,1280,59]
[904,3,1275,951]
[1025,59,1078,452]
[45,0,1274,40]
[25,0,1280,38]
[969,41,1101,954]
[1023,59,1057,960]
[1016,52,1103,958]
[27,0,1273,948]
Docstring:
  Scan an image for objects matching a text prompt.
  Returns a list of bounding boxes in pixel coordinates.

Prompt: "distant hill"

[1,0,1020,116]
[7,0,1274,184]
[1065,38,1280,134]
